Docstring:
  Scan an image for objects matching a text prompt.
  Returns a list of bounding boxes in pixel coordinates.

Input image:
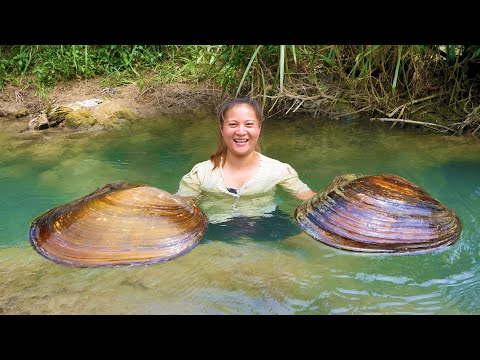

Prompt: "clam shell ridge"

[29,181,208,267]
[294,174,462,254]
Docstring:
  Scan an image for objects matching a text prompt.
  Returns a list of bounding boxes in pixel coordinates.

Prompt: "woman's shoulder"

[187,159,215,174]
[258,153,301,180]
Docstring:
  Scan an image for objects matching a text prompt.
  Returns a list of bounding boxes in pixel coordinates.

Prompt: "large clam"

[294,174,462,254]
[29,181,208,267]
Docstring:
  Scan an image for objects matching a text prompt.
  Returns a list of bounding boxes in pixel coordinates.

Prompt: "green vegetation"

[1,45,479,135]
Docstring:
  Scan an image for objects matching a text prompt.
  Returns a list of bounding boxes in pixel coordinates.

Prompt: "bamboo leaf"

[236,45,262,97]
[447,45,456,65]
[279,45,285,93]
[392,45,402,91]
[260,66,267,110]
[290,45,297,65]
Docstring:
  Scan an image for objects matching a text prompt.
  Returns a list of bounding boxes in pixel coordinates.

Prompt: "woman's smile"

[233,138,248,146]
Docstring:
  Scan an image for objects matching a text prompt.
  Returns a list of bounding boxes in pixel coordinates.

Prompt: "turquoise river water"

[1,111,479,314]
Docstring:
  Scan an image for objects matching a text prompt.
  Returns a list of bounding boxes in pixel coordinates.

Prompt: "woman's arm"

[294,189,317,201]
[176,163,203,200]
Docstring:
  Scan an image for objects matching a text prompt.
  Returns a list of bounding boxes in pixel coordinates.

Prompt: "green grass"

[1,45,479,134]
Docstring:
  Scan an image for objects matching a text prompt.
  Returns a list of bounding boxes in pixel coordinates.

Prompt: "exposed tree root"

[370,117,455,133]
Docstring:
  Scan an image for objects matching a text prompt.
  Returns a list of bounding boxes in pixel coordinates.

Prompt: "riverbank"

[0,77,223,132]
[0,75,477,138]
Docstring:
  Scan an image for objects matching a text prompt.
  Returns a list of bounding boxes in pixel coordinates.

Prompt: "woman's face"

[221,104,261,158]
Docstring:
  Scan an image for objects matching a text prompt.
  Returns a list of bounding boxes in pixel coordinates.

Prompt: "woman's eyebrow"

[226,119,257,123]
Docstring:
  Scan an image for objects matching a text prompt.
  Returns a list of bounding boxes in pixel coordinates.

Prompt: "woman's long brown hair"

[209,96,263,170]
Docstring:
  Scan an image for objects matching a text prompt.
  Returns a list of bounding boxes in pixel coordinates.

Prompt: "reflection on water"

[1,113,480,314]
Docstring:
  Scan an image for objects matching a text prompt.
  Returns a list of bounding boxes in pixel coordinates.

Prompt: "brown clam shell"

[29,181,208,267]
[294,174,462,254]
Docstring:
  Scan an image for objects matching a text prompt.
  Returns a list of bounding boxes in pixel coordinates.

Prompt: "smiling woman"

[176,96,317,223]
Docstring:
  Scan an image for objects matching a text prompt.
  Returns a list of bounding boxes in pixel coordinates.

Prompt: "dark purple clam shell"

[294,174,462,254]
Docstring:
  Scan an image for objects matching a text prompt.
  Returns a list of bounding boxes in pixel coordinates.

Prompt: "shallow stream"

[1,112,479,314]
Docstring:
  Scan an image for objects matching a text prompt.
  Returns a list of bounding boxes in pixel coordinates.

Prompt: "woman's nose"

[236,125,246,134]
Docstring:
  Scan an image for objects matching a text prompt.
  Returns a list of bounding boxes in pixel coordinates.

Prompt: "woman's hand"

[294,190,317,201]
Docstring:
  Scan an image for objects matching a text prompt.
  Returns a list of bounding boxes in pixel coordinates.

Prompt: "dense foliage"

[1,45,479,135]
